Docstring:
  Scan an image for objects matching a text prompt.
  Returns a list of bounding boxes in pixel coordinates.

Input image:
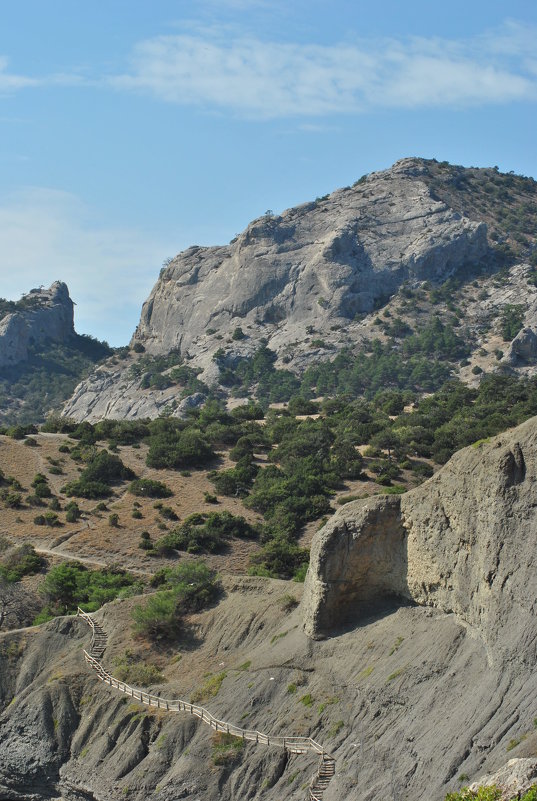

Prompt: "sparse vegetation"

[132,560,219,640]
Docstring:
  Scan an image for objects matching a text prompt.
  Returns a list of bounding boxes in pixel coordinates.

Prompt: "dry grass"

[0,433,263,575]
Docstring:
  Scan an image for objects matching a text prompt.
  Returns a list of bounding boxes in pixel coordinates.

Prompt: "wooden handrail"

[77,608,335,799]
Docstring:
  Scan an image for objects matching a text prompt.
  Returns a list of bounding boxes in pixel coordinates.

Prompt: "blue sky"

[1,0,536,345]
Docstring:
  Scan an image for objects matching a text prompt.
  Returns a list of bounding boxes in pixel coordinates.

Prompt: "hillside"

[61,157,537,422]
[1,417,537,800]
[0,283,112,425]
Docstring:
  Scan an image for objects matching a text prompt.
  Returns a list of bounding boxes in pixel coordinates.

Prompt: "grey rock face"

[63,158,492,421]
[0,282,74,368]
[132,158,487,360]
[62,358,207,422]
[469,758,537,799]
[504,327,537,365]
[303,415,537,668]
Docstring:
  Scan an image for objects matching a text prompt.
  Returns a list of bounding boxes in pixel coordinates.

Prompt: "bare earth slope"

[1,418,537,800]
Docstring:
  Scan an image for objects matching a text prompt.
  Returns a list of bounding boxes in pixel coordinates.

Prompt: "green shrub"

[128,479,173,498]
[211,732,244,766]
[34,482,52,498]
[26,494,46,507]
[159,506,178,521]
[133,561,219,641]
[62,450,135,499]
[65,501,81,523]
[0,544,43,582]
[146,426,214,469]
[40,562,134,615]
[249,535,309,580]
[132,590,182,640]
[1,490,22,508]
[279,594,299,612]
[158,512,257,555]
[192,671,227,703]
[444,786,502,801]
[138,531,153,550]
[113,651,165,685]
[62,479,113,499]
[500,304,525,341]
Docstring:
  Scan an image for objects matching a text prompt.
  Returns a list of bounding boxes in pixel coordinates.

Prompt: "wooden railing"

[77,608,335,799]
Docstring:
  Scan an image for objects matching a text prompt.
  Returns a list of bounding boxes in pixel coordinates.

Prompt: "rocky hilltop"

[62,157,537,422]
[1,417,537,800]
[133,158,487,358]
[0,282,74,368]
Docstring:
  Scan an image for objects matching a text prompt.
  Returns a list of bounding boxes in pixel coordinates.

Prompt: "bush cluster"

[38,561,135,617]
[155,511,258,555]
[132,560,219,640]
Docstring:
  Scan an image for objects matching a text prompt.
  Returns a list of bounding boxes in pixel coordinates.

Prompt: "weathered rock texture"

[469,758,537,800]
[132,158,487,360]
[303,416,537,669]
[0,282,74,368]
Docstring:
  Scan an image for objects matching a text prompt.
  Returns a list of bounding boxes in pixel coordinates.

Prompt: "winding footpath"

[77,608,336,801]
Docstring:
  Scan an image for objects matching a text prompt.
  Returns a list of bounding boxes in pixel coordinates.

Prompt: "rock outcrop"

[469,758,537,799]
[504,327,537,366]
[303,416,537,668]
[132,158,487,364]
[0,282,74,368]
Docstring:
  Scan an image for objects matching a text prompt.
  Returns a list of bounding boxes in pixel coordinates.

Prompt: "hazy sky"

[1,0,536,345]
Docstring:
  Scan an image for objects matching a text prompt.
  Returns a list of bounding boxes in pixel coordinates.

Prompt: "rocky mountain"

[1,416,537,800]
[62,157,537,422]
[0,282,74,368]
[0,283,111,425]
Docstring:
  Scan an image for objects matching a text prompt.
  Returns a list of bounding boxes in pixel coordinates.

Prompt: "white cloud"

[0,56,38,92]
[110,22,537,118]
[0,188,173,345]
[0,55,89,95]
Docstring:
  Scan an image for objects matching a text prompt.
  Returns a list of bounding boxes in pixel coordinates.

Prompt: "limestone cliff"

[132,158,487,363]
[0,282,74,368]
[303,415,537,668]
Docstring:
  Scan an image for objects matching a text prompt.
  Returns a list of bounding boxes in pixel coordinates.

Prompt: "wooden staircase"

[310,755,336,800]
[77,608,336,800]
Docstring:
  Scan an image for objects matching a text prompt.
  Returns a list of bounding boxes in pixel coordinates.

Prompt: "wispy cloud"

[1,20,536,117]
[110,21,537,118]
[0,55,89,95]
[0,56,38,92]
[0,188,173,345]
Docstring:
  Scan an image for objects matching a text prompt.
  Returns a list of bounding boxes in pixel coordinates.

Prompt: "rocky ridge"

[0,282,74,368]
[61,157,537,422]
[132,158,487,360]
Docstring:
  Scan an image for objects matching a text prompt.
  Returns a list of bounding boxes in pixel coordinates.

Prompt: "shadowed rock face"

[0,282,74,368]
[302,496,408,635]
[303,416,537,669]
